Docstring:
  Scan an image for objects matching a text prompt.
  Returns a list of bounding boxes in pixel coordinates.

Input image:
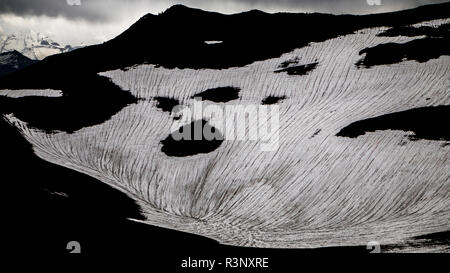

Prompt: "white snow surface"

[0,89,63,98]
[204,41,223,45]
[412,18,450,28]
[5,22,450,250]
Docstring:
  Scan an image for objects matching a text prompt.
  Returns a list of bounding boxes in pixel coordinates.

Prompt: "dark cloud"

[0,0,116,21]
[0,0,448,22]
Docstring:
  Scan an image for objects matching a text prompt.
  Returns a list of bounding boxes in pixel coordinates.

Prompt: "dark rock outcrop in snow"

[153,96,181,113]
[356,37,450,68]
[337,105,450,141]
[192,86,240,103]
[262,96,287,105]
[274,62,318,75]
[161,120,224,157]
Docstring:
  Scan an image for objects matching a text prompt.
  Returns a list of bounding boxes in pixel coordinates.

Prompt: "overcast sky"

[0,0,448,46]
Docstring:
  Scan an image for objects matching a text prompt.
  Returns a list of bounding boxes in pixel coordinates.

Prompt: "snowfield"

[0,89,63,98]
[4,21,450,250]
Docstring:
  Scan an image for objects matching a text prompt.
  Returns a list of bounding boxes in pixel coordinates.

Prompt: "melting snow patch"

[204,40,223,45]
[0,89,63,98]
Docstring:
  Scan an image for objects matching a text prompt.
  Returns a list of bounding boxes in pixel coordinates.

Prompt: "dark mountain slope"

[0,50,37,77]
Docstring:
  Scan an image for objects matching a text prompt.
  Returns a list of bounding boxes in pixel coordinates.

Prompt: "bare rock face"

[0,4,449,251]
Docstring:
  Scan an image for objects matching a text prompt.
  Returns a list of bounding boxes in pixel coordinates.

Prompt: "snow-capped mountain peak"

[0,31,81,60]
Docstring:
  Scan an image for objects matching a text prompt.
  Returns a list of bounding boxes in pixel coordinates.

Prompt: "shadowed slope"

[0,50,38,77]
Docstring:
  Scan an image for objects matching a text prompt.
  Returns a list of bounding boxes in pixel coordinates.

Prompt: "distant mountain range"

[0,31,82,60]
[0,50,37,77]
